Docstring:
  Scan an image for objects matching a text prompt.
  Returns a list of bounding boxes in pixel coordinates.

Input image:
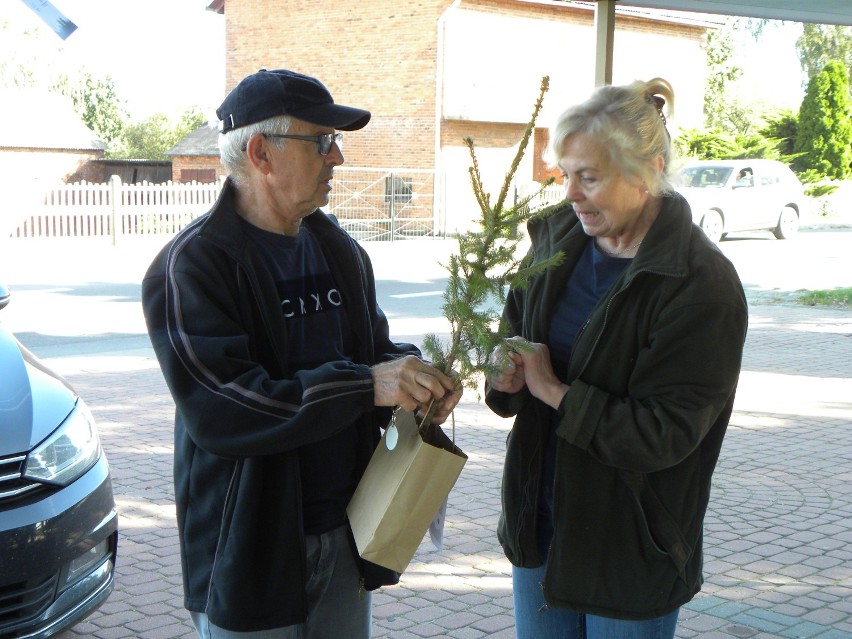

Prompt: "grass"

[796,288,852,308]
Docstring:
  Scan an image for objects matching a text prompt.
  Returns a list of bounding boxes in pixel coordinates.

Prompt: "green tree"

[703,21,744,132]
[796,24,852,87]
[760,110,799,158]
[421,77,561,416]
[674,129,783,160]
[53,72,127,145]
[177,109,208,138]
[1,19,129,145]
[0,18,48,89]
[111,109,206,160]
[674,129,740,160]
[794,60,852,179]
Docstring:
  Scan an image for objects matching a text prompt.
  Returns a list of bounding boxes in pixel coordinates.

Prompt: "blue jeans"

[191,525,371,638]
[513,564,679,639]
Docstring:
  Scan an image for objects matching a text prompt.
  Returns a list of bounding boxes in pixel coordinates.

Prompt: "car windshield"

[678,166,734,188]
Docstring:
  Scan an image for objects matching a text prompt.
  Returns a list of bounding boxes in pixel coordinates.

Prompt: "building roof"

[620,0,852,26]
[1,90,106,151]
[166,123,220,157]
[208,0,852,25]
[555,1,723,27]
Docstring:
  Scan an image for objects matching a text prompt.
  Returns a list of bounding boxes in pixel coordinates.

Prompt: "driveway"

[1,230,850,639]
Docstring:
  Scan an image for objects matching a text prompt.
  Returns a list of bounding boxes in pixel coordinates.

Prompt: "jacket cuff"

[484,384,528,418]
[555,379,605,450]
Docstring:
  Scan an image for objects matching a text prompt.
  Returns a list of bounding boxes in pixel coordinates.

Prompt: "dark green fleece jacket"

[486,193,747,620]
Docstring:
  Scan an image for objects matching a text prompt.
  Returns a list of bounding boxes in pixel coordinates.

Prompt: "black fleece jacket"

[142,180,414,632]
[486,193,748,620]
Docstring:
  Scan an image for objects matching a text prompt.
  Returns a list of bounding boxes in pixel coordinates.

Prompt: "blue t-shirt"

[242,219,357,535]
[537,237,632,555]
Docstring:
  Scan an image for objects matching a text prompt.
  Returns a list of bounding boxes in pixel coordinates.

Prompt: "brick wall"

[0,148,104,185]
[217,0,710,231]
[171,156,226,183]
[220,0,707,159]
[223,0,450,170]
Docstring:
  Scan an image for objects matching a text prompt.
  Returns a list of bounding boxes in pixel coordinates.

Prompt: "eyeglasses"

[262,132,343,156]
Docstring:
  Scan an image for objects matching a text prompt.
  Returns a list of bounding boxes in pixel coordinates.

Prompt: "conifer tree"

[794,60,852,179]
[421,76,564,423]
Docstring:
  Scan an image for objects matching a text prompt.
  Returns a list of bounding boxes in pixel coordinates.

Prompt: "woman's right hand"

[487,341,527,394]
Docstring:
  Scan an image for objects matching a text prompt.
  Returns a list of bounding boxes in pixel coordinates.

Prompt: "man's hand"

[422,386,463,427]
[372,356,460,416]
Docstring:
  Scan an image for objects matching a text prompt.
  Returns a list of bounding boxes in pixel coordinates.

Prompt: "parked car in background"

[675,159,805,242]
[0,283,118,638]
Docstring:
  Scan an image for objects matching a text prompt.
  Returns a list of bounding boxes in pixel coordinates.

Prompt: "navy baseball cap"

[216,69,371,133]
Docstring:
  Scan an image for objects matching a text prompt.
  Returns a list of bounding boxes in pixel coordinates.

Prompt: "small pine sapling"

[419,76,565,435]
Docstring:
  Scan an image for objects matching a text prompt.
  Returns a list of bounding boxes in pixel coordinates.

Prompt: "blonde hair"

[548,78,676,196]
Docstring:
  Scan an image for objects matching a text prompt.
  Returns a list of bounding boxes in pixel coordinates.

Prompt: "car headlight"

[23,399,102,486]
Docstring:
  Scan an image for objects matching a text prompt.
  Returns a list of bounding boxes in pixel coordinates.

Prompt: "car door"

[726,166,763,232]
[750,168,780,228]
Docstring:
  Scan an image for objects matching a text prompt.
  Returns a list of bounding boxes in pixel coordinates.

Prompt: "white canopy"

[591,0,852,86]
[621,0,852,26]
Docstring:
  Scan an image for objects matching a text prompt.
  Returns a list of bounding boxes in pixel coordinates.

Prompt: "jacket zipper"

[572,267,672,376]
[541,266,677,606]
[235,263,312,617]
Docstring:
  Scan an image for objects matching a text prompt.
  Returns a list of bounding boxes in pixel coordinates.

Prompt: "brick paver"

[40,301,849,639]
[4,237,848,639]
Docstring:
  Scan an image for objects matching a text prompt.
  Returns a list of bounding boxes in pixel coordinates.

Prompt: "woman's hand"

[506,338,570,410]
[487,340,527,394]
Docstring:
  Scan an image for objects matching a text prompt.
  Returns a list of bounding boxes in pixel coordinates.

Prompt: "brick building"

[166,124,226,183]
[1,90,107,236]
[1,90,106,186]
[199,0,718,231]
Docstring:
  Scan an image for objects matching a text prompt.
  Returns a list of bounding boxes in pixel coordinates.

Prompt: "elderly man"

[142,69,460,639]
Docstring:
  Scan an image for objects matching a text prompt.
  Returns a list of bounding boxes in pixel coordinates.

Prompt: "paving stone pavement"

[3,237,849,639]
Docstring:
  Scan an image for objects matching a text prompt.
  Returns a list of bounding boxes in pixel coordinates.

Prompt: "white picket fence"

[9,176,224,243]
[8,169,445,243]
[518,182,565,210]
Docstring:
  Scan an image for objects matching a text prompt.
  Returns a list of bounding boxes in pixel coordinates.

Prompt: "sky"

[730,21,806,113]
[2,2,806,124]
[2,0,225,121]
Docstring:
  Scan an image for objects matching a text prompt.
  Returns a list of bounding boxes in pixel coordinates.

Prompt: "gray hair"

[218,115,293,187]
[548,78,676,196]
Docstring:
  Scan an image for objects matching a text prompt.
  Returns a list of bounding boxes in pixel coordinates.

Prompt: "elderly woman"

[486,78,748,638]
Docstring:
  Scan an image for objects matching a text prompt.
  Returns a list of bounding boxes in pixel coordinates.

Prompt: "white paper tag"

[385,424,398,450]
[428,497,448,551]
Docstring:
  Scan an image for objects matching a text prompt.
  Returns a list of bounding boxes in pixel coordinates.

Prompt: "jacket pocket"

[619,470,693,581]
[543,456,693,617]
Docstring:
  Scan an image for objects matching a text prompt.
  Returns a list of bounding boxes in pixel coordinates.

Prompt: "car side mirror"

[0,283,10,311]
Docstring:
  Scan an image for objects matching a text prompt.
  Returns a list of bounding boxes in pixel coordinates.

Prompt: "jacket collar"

[627,192,694,279]
[197,177,342,258]
[528,193,695,281]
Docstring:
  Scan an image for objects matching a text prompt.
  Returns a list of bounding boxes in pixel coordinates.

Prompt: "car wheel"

[773,206,799,239]
[700,210,724,243]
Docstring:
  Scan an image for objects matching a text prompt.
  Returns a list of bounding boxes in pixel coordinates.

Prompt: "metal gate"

[327,168,442,241]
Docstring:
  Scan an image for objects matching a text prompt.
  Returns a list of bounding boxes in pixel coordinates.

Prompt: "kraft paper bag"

[347,408,467,573]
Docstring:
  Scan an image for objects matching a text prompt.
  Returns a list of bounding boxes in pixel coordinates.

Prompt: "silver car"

[0,283,118,638]
[675,159,805,242]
